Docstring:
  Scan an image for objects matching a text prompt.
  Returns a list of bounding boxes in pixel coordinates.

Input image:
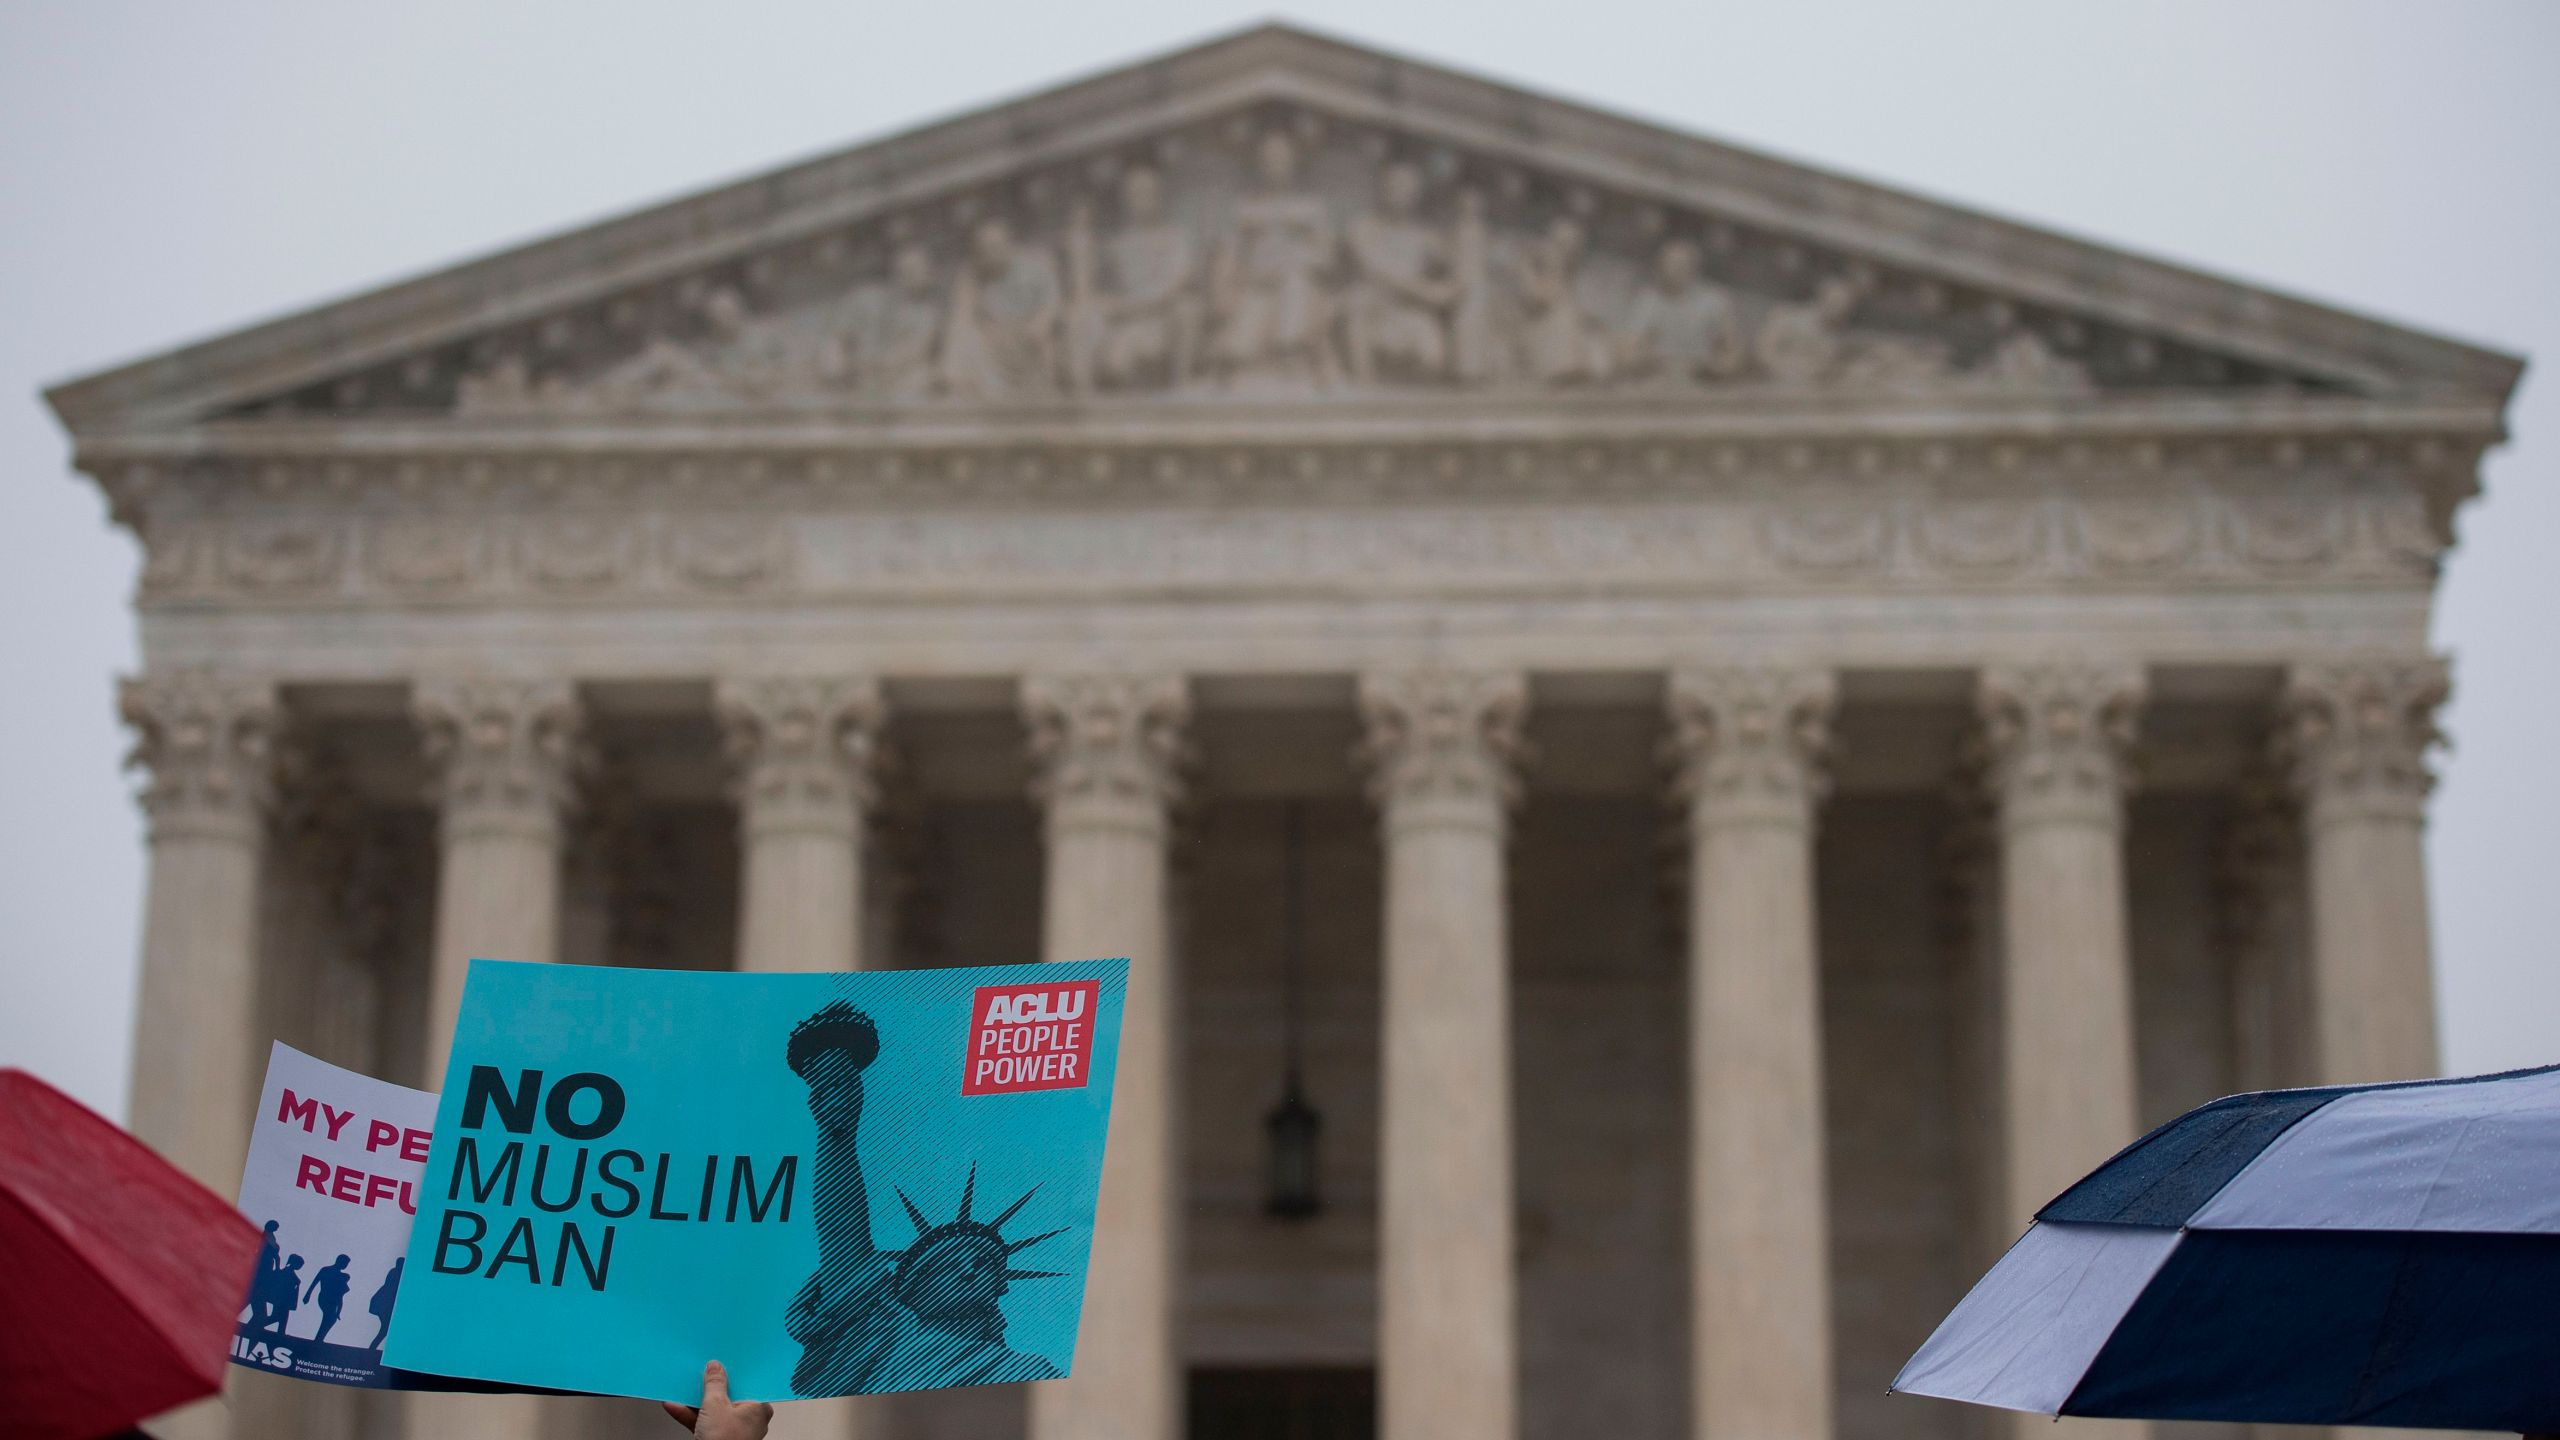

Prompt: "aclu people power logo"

[962,980,1101,1096]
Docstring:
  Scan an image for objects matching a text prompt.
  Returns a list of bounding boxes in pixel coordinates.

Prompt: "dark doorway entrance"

[1188,1366,1375,1440]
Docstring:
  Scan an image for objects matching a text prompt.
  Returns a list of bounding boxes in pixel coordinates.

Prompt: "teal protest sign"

[382,958,1126,1402]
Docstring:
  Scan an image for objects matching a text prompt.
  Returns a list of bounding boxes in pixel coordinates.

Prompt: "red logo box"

[962,979,1101,1096]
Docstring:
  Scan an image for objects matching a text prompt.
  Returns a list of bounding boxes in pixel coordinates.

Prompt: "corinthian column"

[717,676,887,1440]
[1978,662,2145,1233]
[120,671,279,1194]
[2282,658,2448,1084]
[1667,667,1836,1440]
[414,678,584,1080]
[719,677,886,974]
[1023,673,1189,1440]
[1358,668,1526,1440]
[408,678,582,1440]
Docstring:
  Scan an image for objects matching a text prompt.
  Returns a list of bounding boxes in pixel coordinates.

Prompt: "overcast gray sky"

[3,1,2552,1119]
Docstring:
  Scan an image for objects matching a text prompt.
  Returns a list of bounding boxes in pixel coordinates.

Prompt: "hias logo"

[233,1334,295,1371]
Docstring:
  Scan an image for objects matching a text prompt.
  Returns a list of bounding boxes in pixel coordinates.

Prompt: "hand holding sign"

[661,1360,773,1439]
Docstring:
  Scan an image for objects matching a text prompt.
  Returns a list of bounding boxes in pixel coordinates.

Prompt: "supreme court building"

[48,25,2520,1440]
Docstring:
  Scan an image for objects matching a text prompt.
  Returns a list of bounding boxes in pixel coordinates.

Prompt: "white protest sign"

[231,1042,436,1388]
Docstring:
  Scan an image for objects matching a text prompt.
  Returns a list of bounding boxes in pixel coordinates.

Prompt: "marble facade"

[48,24,2518,1440]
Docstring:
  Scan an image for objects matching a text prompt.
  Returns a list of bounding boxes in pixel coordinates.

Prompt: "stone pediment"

[47,25,2520,437]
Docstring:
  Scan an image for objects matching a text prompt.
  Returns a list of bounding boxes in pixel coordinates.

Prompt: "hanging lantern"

[1264,1075,1323,1220]
[1264,802,1325,1220]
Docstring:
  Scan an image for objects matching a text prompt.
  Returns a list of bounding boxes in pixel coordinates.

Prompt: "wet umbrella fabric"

[1894,1064,2560,1432]
[0,1068,262,1440]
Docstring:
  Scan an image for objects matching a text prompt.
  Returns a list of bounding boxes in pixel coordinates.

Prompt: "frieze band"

[127,484,2444,608]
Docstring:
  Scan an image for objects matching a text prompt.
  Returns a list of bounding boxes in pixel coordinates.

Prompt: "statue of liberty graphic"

[785,1000,1067,1395]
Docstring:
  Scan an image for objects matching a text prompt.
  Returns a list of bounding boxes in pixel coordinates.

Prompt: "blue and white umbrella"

[1894,1064,2560,1432]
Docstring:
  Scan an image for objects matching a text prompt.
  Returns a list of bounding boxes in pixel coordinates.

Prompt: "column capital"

[1358,668,1527,829]
[1023,672,1189,837]
[414,676,586,843]
[1977,660,2145,830]
[119,669,281,843]
[1666,665,1836,831]
[716,675,886,841]
[2281,656,2448,826]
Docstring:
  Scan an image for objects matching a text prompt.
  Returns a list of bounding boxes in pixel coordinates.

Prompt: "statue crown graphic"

[890,1166,1069,1335]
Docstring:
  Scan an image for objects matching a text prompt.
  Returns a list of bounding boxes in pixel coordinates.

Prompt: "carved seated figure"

[937,219,1063,401]
[1208,131,1339,389]
[1343,162,1459,383]
[1619,239,1747,385]
[1515,216,1611,386]
[1065,166,1203,392]
[836,244,944,402]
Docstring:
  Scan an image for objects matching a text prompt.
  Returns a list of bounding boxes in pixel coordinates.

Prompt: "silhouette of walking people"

[244,1220,282,1328]
[253,1254,304,1335]
[305,1254,353,1344]
[367,1257,402,1350]
[238,1218,406,1354]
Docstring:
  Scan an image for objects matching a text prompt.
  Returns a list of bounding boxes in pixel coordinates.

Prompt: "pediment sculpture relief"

[315,112,2301,420]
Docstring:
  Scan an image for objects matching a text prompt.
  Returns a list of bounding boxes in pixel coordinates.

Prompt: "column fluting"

[407,675,585,1440]
[2281,658,2448,1084]
[1359,668,1526,1440]
[718,675,886,975]
[1978,661,2146,1231]
[1667,666,1837,1440]
[1024,673,1189,1440]
[120,670,280,1192]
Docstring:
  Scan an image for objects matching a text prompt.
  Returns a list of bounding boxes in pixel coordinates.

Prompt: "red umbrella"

[0,1068,261,1440]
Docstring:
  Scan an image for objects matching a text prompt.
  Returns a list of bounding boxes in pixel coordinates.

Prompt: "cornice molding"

[87,418,2487,514]
[65,388,2512,460]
